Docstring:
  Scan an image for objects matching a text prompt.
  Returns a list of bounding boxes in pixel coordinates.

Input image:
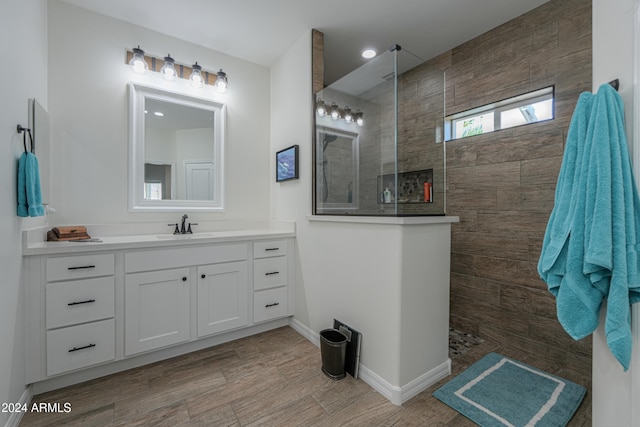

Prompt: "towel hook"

[17,124,34,153]
[609,79,620,91]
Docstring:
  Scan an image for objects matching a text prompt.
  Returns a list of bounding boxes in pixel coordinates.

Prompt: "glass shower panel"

[396,67,446,215]
[314,48,445,216]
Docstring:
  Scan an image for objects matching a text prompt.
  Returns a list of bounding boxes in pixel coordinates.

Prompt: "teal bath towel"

[538,83,640,370]
[17,151,45,217]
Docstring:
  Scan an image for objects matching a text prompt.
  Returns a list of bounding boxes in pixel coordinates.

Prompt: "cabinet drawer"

[253,240,287,259]
[46,277,115,329]
[254,287,287,323]
[46,254,115,282]
[125,244,248,273]
[253,256,288,291]
[46,319,115,376]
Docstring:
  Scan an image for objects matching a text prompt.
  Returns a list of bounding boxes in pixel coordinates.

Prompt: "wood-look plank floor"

[19,326,591,426]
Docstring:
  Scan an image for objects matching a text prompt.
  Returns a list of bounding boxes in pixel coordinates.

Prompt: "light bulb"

[355,110,364,126]
[190,62,204,88]
[316,99,326,116]
[160,55,177,81]
[344,106,353,123]
[129,46,148,74]
[215,69,228,93]
[330,102,339,120]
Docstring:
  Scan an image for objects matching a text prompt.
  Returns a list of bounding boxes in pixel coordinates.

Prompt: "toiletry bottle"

[383,187,391,203]
[423,182,432,202]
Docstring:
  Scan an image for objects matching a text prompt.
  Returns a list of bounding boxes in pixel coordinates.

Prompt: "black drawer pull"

[265,248,280,251]
[67,265,96,270]
[68,343,96,353]
[67,299,96,306]
[265,271,280,276]
[201,274,206,279]
[265,302,280,308]
[182,277,188,282]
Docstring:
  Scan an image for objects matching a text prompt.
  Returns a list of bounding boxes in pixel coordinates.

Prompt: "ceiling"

[60,0,550,85]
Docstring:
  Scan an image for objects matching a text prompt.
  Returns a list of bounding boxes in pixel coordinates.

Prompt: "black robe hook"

[609,79,619,91]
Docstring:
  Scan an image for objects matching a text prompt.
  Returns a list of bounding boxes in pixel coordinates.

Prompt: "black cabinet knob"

[201,274,206,279]
[182,277,187,282]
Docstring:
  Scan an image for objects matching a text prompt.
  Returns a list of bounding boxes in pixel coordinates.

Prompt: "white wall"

[592,0,639,425]
[270,31,452,391]
[0,0,48,425]
[48,0,271,225]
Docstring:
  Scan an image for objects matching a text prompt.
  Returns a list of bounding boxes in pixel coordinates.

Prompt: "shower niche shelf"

[377,168,434,204]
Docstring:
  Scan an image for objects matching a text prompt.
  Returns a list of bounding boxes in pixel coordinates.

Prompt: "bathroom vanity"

[22,225,294,392]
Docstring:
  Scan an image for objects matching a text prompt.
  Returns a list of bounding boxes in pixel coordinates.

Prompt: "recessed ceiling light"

[362,49,377,59]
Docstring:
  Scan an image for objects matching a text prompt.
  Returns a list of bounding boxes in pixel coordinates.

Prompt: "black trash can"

[320,329,348,380]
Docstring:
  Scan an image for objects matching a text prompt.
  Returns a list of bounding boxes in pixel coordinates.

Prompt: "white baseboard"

[288,317,451,405]
[397,358,451,404]
[289,317,320,347]
[4,386,32,427]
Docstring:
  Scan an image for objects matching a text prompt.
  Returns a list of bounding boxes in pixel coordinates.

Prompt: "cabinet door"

[125,268,190,356]
[197,261,248,337]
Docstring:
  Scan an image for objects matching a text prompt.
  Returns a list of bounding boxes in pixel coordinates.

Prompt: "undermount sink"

[155,233,215,240]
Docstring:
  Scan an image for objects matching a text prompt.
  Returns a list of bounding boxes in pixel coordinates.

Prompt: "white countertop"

[23,223,296,256]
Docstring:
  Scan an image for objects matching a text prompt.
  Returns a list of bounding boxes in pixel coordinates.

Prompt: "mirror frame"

[128,83,226,212]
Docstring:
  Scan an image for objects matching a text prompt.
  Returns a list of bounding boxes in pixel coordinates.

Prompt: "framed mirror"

[128,83,226,211]
[315,126,359,212]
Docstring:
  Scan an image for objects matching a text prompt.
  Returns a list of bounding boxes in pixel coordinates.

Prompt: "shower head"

[324,134,338,143]
[323,133,338,153]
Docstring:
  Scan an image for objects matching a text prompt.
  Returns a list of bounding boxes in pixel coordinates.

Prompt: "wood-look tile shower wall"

[313,0,592,375]
[402,0,592,375]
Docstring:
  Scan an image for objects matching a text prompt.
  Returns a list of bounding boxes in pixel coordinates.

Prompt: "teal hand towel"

[17,153,28,217]
[539,83,640,370]
[16,151,44,217]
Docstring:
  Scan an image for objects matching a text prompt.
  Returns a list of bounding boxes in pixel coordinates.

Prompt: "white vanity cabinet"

[23,231,295,391]
[36,254,116,379]
[124,268,191,355]
[253,240,293,323]
[197,261,248,337]
[124,243,249,356]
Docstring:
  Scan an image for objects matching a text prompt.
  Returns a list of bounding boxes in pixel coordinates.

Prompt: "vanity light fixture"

[214,69,228,93]
[126,47,230,92]
[129,46,148,74]
[160,54,177,81]
[316,100,364,126]
[190,62,204,88]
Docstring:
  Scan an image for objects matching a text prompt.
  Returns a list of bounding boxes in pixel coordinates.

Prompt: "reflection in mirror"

[144,162,173,200]
[316,127,359,211]
[144,98,214,201]
[129,83,225,212]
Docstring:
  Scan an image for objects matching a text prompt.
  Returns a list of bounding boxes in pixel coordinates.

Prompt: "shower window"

[445,86,554,141]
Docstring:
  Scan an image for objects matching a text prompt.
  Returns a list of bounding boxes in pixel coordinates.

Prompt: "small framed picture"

[276,145,299,182]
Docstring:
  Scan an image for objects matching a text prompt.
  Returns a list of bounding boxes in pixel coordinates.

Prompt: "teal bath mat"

[433,352,585,427]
